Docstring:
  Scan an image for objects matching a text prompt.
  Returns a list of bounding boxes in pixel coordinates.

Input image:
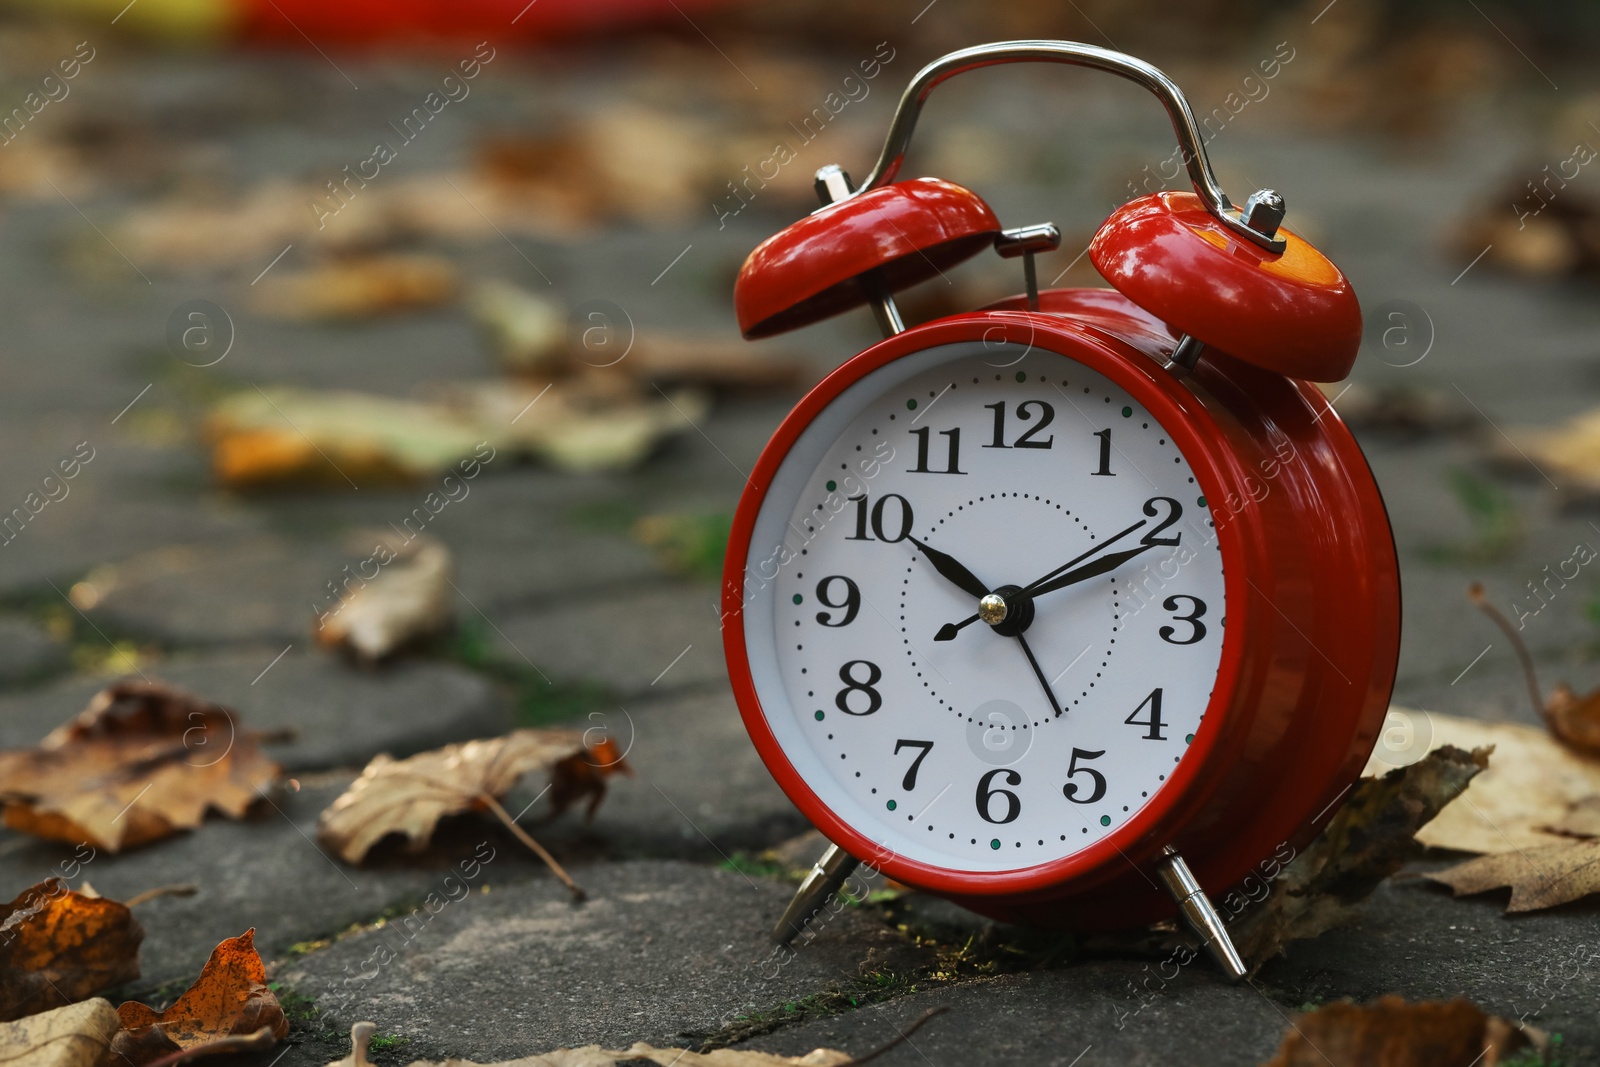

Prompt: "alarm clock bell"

[727,41,1393,980]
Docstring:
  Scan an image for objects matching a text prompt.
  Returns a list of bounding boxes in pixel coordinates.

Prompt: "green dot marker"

[792,594,803,605]
[1186,733,1195,744]
[814,710,825,721]
[906,398,917,410]
[990,838,1001,850]
[1015,371,1026,382]
[826,480,837,491]
[1099,815,1111,826]
[1197,496,1207,507]
[1121,406,1132,417]
[886,800,897,811]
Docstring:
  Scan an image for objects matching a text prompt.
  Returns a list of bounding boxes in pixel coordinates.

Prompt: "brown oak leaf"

[0,680,282,852]
[111,930,288,1067]
[0,997,122,1067]
[1261,996,1539,1066]
[0,879,144,1022]
[1428,838,1600,912]
[317,730,632,899]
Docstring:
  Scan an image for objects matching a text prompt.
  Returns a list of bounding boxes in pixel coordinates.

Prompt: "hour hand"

[907,536,990,599]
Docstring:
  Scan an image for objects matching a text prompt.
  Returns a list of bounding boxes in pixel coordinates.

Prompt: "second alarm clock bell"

[723,42,1398,980]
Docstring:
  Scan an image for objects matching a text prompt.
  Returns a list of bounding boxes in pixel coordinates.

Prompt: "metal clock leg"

[772,843,860,945]
[1154,846,1247,980]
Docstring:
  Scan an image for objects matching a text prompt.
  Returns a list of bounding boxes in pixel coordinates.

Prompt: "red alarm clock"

[721,42,1398,976]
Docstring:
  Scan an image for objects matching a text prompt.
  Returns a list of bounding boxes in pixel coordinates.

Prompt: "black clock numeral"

[1061,747,1107,804]
[1140,496,1182,546]
[835,660,883,716]
[846,494,914,543]
[814,576,860,627]
[1124,688,1167,740]
[1092,428,1115,476]
[908,427,966,474]
[1159,595,1207,645]
[893,739,933,791]
[976,768,1022,824]
[982,401,1055,450]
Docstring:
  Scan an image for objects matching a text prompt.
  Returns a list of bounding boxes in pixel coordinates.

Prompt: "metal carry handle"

[851,40,1286,253]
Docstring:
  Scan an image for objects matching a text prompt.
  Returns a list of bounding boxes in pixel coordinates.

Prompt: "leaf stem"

[479,792,586,901]
[1469,582,1548,724]
[125,883,199,908]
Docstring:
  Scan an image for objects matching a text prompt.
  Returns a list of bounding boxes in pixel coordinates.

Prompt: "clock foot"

[1155,846,1246,980]
[772,843,860,946]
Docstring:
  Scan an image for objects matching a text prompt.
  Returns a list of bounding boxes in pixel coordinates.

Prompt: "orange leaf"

[112,930,287,1067]
[0,879,143,1022]
[1261,996,1539,1066]
[0,680,282,852]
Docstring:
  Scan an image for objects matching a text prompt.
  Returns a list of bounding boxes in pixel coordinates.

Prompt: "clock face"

[738,340,1228,874]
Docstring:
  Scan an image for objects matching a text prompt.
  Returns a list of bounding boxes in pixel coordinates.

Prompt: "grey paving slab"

[75,536,349,647]
[0,648,512,771]
[1259,861,1600,1062]
[0,614,68,683]
[277,861,925,1064]
[735,966,1286,1067]
[0,777,455,997]
[538,686,808,860]
[484,584,729,696]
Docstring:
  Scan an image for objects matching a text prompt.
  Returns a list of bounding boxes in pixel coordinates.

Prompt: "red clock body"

[721,290,1400,930]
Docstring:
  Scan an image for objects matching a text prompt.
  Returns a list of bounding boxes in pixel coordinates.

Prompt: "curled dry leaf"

[251,256,458,321]
[314,539,453,662]
[1471,582,1600,756]
[0,680,281,852]
[1261,996,1538,1067]
[0,997,121,1067]
[1230,746,1487,969]
[112,930,288,1067]
[317,730,632,899]
[0,880,143,1023]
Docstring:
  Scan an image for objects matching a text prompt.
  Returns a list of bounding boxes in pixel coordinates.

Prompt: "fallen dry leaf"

[112,930,288,1067]
[0,880,143,1022]
[1429,838,1600,912]
[469,281,567,376]
[1471,582,1600,756]
[1261,996,1538,1067]
[445,379,711,473]
[0,998,121,1067]
[1491,406,1600,499]
[0,680,281,851]
[251,256,458,320]
[317,730,633,899]
[327,1018,856,1067]
[1230,746,1487,969]
[1363,709,1600,854]
[1312,381,1474,437]
[206,388,486,488]
[1556,795,1600,838]
[314,539,453,662]
[207,380,708,488]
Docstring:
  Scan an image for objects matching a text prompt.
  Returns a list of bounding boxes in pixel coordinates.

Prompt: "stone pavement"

[0,13,1598,1067]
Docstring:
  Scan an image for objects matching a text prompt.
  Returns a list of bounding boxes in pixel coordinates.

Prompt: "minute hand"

[1025,543,1156,600]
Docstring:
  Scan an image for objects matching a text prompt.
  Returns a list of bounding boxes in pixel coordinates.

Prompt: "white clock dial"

[742,341,1226,873]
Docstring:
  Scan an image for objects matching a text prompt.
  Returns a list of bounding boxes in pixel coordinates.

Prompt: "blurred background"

[1,0,1599,775]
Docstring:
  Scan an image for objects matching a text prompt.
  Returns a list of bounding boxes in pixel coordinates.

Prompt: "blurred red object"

[239,0,737,44]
